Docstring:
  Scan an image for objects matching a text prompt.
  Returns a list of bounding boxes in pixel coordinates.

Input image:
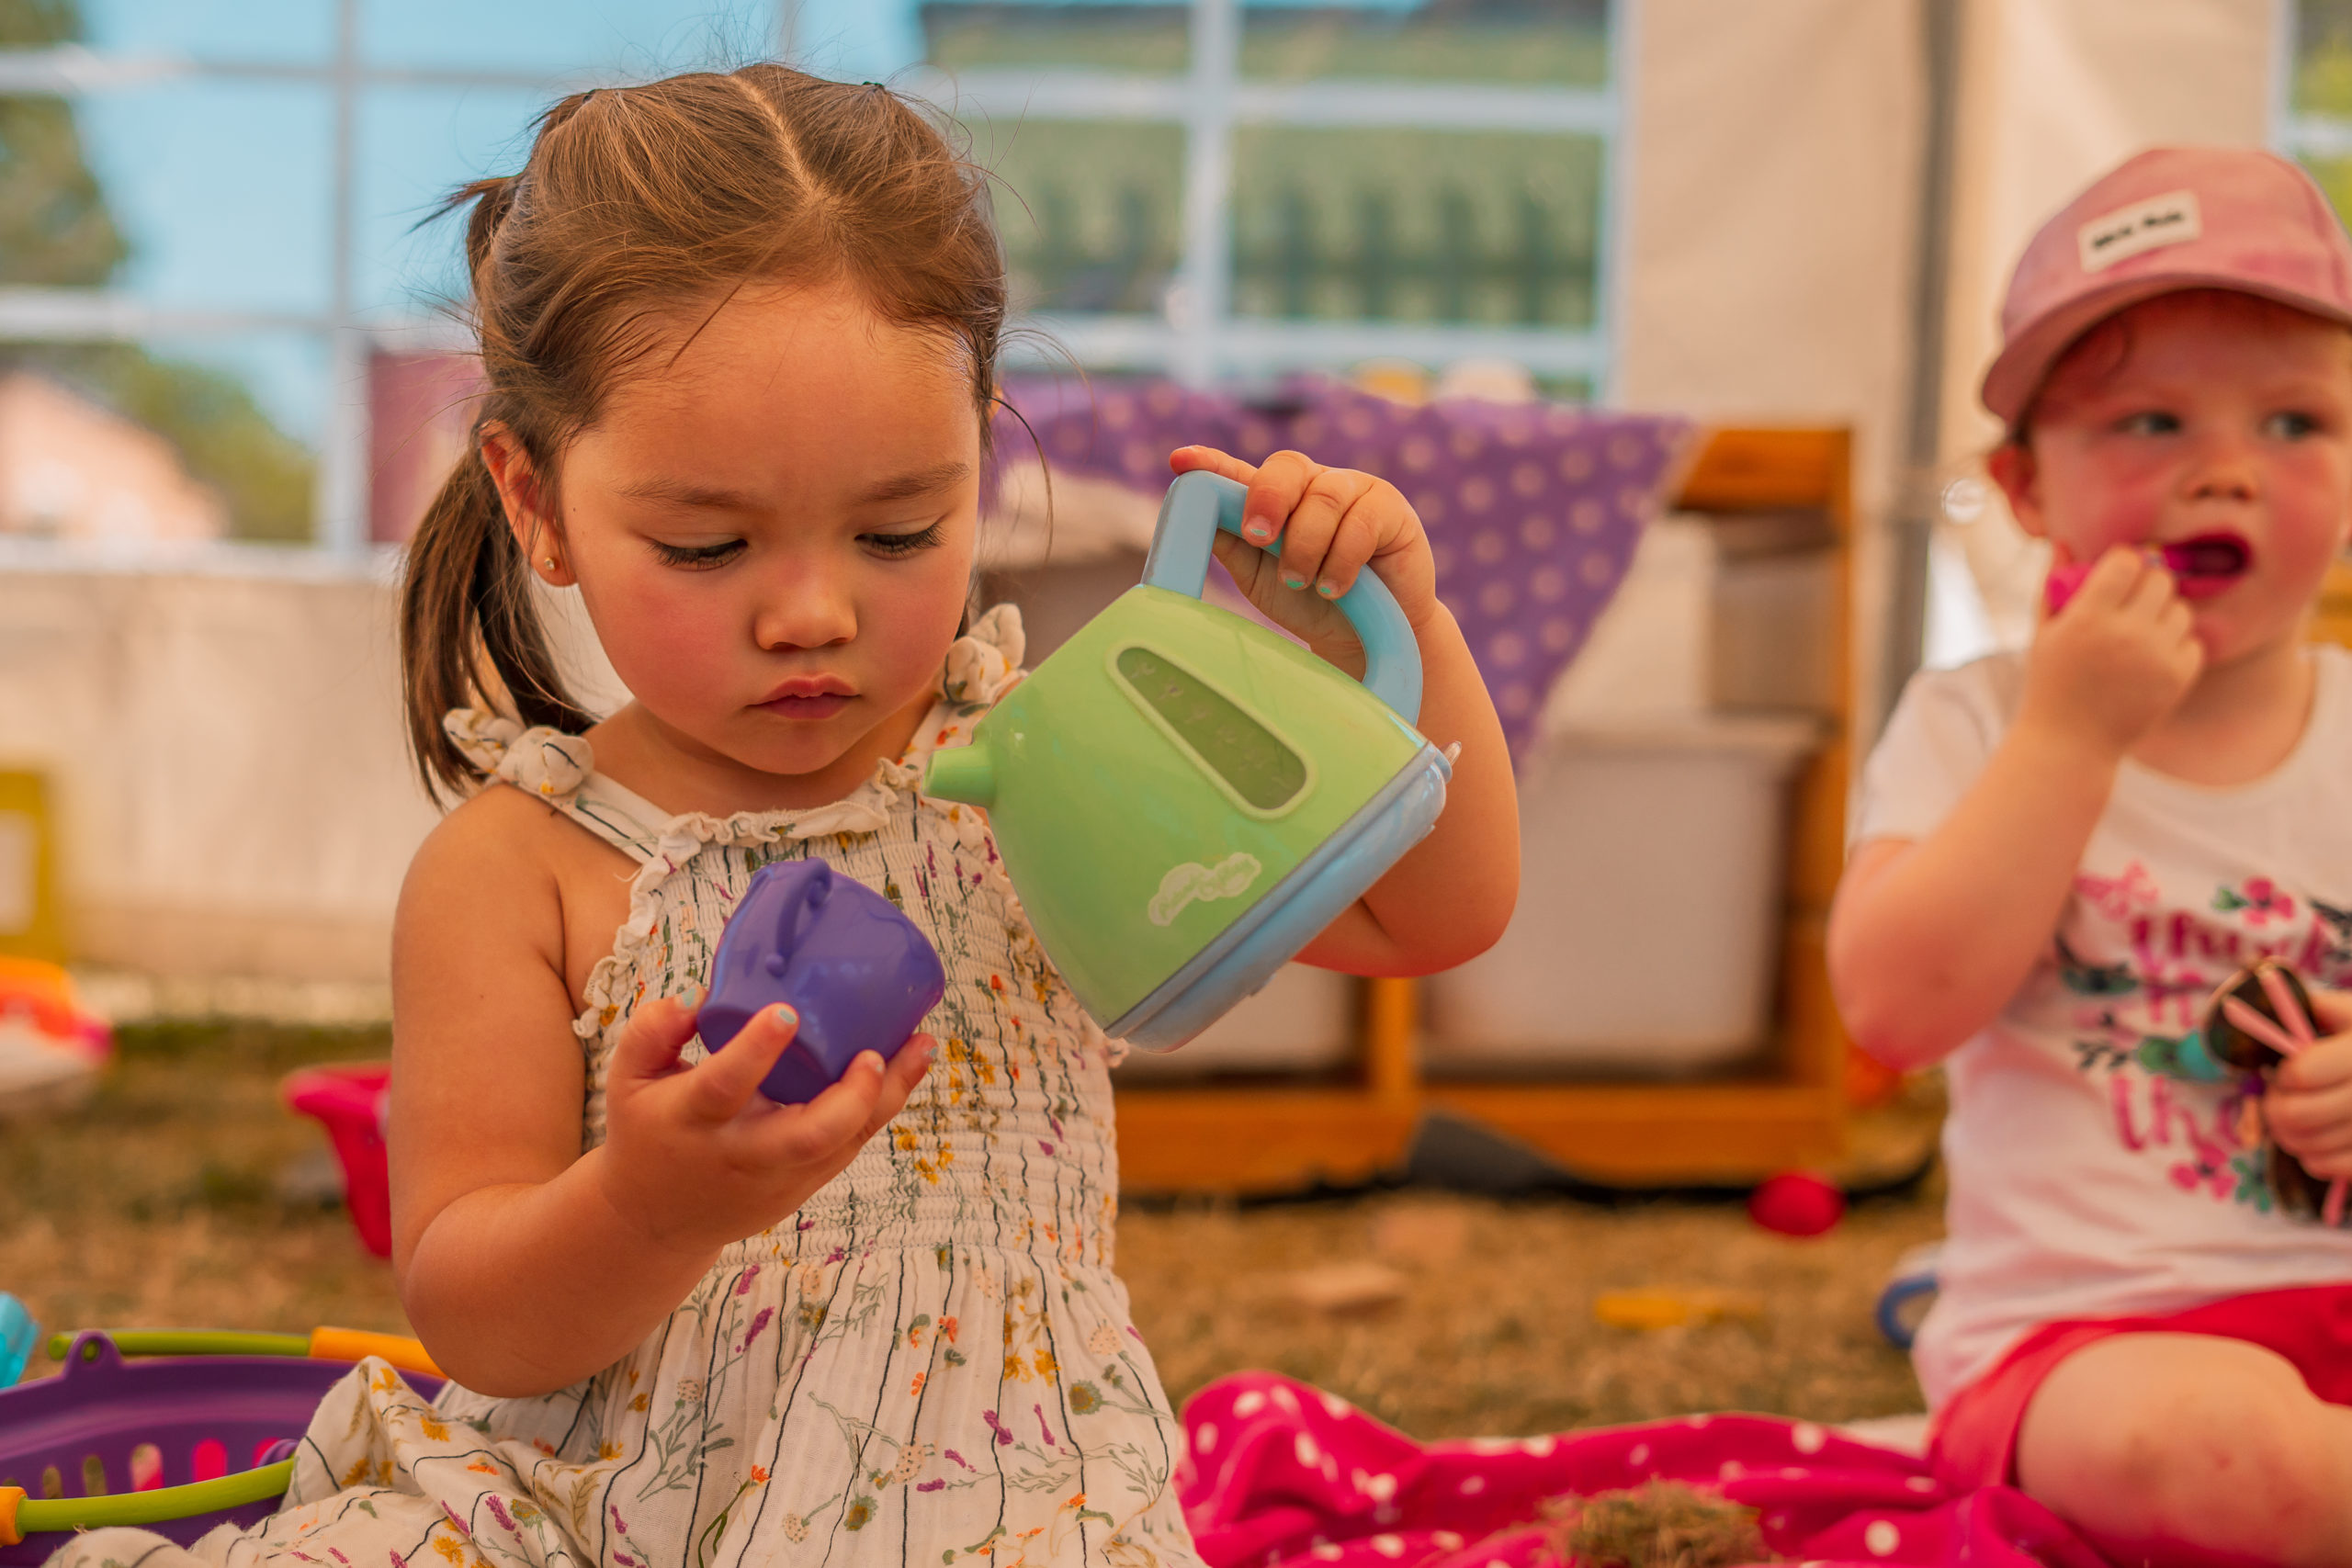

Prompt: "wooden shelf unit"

[1114,427,1857,1194]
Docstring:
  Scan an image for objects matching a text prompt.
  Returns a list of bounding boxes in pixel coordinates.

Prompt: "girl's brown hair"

[400,65,1006,801]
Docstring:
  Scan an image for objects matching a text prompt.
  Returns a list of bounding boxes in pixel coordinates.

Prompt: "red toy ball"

[1748,1170,1846,1237]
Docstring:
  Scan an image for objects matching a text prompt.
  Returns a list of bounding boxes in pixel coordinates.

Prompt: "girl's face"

[1994,290,2352,668]
[516,279,982,786]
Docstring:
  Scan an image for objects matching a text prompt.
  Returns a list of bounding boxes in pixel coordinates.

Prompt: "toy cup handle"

[1139,469,1425,725]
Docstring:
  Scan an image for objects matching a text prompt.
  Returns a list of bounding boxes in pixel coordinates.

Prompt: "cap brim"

[1982,272,2352,424]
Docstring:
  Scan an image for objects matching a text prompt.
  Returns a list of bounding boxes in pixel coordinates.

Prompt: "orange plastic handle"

[308,1328,443,1379]
[0,1484,23,1548]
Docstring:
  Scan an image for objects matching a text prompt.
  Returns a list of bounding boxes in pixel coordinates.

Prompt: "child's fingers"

[2068,546,2152,611]
[609,990,705,1087]
[1168,445,1259,488]
[861,1033,937,1136]
[1274,468,1380,598]
[685,1004,797,1122]
[1240,449,1325,550]
[2275,1032,2352,1093]
[2303,986,2352,1038]
[2119,555,2183,618]
[744,1049,895,1163]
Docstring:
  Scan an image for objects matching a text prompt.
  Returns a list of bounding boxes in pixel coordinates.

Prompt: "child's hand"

[2266,988,2352,1180]
[1169,446,1439,671]
[594,992,933,1255]
[2019,544,2203,761]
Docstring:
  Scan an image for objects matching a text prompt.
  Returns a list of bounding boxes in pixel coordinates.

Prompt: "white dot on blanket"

[1235,1391,1267,1417]
[1521,1436,1555,1457]
[1434,1533,1463,1551]
[1321,1393,1352,1419]
[1792,1422,1826,1454]
[1906,1476,1936,1493]
[1459,1476,1485,1495]
[1629,1443,1650,1468]
[1866,1520,1900,1557]
[1194,1424,1217,1453]
[1373,1535,1405,1559]
[1312,1546,1341,1562]
[1272,1385,1303,1416]
[1295,1434,1320,1468]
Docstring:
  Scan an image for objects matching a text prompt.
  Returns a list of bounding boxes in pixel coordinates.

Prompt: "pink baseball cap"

[1983,146,2352,425]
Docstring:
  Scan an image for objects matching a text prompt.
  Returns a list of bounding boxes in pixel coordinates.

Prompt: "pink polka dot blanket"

[1177,1374,2110,1568]
[990,378,1695,762]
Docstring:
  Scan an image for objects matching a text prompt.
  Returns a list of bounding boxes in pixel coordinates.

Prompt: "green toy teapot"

[923,470,1451,1049]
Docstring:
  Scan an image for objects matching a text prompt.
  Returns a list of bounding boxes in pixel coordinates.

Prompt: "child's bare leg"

[2015,1332,2352,1567]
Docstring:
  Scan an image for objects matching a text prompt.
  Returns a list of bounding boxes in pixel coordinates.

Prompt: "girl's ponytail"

[398,442,594,801]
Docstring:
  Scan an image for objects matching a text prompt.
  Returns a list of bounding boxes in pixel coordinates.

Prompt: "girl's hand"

[2266,988,2352,1181]
[594,992,933,1255]
[1169,446,1440,672]
[2018,544,2202,761]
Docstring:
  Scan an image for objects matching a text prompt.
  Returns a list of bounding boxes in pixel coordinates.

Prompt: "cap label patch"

[2078,189,2201,273]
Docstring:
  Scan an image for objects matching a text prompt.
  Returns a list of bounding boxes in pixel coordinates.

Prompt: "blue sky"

[66,0,1423,439]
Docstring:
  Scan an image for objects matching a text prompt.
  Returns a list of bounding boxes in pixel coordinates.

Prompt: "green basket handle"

[0,1461,294,1546]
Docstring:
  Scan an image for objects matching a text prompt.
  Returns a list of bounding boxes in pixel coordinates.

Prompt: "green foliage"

[0,97,127,287]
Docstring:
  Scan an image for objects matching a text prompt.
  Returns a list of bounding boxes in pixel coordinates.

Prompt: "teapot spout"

[922,743,995,808]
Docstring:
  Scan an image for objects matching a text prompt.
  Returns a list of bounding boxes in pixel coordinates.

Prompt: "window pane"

[0,334,322,545]
[82,0,334,67]
[922,3,1190,73]
[1240,0,1608,86]
[978,117,1183,314]
[356,86,552,319]
[1230,128,1601,327]
[69,82,334,314]
[360,0,783,76]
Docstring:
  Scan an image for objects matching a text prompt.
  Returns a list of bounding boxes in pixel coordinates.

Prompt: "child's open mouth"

[2043,532,2254,612]
[2160,532,2251,598]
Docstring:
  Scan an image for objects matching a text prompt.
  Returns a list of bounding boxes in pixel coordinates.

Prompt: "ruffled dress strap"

[441,707,671,864]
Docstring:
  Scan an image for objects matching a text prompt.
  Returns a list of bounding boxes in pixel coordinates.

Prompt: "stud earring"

[543,557,559,571]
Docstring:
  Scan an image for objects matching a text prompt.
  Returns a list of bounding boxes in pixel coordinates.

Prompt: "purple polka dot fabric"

[992,378,1695,761]
[1174,1372,2109,1568]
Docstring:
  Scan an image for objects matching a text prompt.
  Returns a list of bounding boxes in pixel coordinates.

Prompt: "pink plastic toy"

[281,1064,391,1258]
[1748,1171,1846,1237]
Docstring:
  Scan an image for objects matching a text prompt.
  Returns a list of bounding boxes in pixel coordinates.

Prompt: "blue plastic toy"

[700,861,946,1104]
[0,1294,37,1385]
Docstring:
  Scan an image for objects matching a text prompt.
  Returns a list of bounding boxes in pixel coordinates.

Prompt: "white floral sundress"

[53,608,1204,1568]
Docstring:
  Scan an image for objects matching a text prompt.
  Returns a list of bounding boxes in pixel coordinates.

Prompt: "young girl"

[1832,147,2352,1566]
[51,65,1516,1568]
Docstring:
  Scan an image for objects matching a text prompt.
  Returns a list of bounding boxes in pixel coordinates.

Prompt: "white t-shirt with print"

[1856,645,2352,1409]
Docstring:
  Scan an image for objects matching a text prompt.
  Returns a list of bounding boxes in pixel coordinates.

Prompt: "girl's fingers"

[685,1004,798,1122]
[610,990,704,1086]
[1276,468,1375,596]
[1168,445,1258,487]
[2070,546,2149,612]
[1308,483,1396,599]
[2301,985,2352,1038]
[748,1049,894,1162]
[1243,450,1323,551]
[861,1034,937,1136]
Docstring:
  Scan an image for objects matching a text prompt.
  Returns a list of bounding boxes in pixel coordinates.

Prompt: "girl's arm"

[1170,446,1519,976]
[390,792,931,1396]
[1827,549,2200,1069]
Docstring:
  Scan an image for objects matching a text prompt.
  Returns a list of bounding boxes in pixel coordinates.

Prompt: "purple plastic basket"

[0,1333,440,1563]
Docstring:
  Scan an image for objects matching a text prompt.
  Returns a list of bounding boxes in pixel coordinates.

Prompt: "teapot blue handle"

[1139,469,1424,724]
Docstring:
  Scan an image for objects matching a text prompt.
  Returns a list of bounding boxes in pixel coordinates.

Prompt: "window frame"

[0,0,1629,563]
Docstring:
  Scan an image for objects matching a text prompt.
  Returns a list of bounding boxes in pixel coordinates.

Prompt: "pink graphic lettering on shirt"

[2110,1070,2256,1201]
[2076,861,2159,920]
[2214,876,2298,928]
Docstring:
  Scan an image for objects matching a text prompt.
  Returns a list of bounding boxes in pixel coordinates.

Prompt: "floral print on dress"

[50,610,1200,1568]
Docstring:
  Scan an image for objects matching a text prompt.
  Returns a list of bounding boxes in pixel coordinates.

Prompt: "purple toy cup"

[699,861,946,1104]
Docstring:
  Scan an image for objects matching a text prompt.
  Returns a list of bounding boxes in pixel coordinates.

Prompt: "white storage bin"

[1424,715,1819,1076]
[1112,963,1354,1078]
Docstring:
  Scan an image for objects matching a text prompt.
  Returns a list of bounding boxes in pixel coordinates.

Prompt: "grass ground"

[0,1021,1942,1437]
